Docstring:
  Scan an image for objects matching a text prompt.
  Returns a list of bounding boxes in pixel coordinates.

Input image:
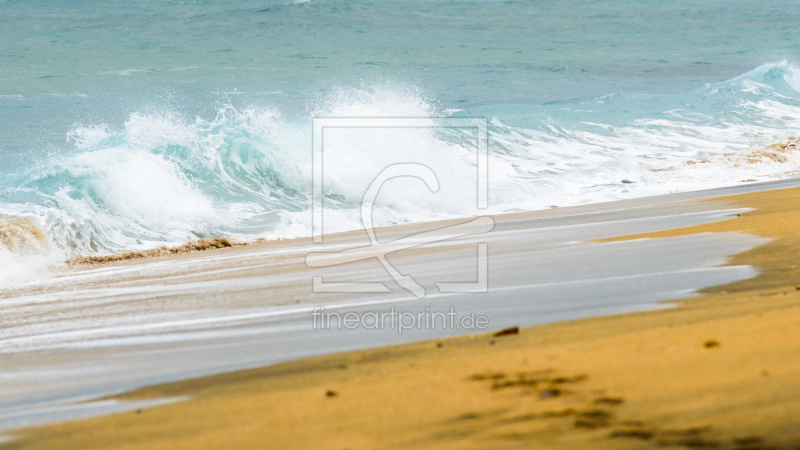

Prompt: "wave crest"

[3,66,800,286]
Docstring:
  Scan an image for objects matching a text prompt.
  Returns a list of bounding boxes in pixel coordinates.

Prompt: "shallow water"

[0,183,776,425]
[1,0,799,285]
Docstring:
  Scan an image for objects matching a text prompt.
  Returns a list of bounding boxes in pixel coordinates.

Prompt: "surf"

[2,63,800,287]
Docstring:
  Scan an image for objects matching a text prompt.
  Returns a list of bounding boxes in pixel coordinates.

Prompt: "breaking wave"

[2,62,800,286]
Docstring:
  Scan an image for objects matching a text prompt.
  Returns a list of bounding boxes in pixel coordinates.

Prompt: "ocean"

[1,0,799,285]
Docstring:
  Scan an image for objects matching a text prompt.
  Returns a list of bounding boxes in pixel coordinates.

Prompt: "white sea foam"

[0,217,65,287]
[2,63,800,287]
[76,149,218,232]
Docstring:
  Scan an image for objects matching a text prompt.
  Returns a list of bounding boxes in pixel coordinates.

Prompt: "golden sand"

[67,237,248,265]
[6,186,800,450]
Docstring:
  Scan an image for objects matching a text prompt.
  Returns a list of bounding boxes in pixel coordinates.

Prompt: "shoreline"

[3,181,800,448]
[4,136,800,276]
[51,162,800,271]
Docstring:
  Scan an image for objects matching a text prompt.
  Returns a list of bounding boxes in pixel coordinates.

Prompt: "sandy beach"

[0,180,799,449]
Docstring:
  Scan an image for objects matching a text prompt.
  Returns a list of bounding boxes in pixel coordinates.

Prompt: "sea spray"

[0,217,65,286]
[0,218,49,255]
[2,64,800,287]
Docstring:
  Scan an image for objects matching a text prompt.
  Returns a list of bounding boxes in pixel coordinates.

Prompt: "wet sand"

[3,181,800,449]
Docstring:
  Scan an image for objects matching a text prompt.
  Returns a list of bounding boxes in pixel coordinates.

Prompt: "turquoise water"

[1,0,800,284]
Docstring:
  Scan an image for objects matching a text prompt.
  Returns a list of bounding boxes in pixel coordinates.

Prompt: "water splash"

[2,63,800,286]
